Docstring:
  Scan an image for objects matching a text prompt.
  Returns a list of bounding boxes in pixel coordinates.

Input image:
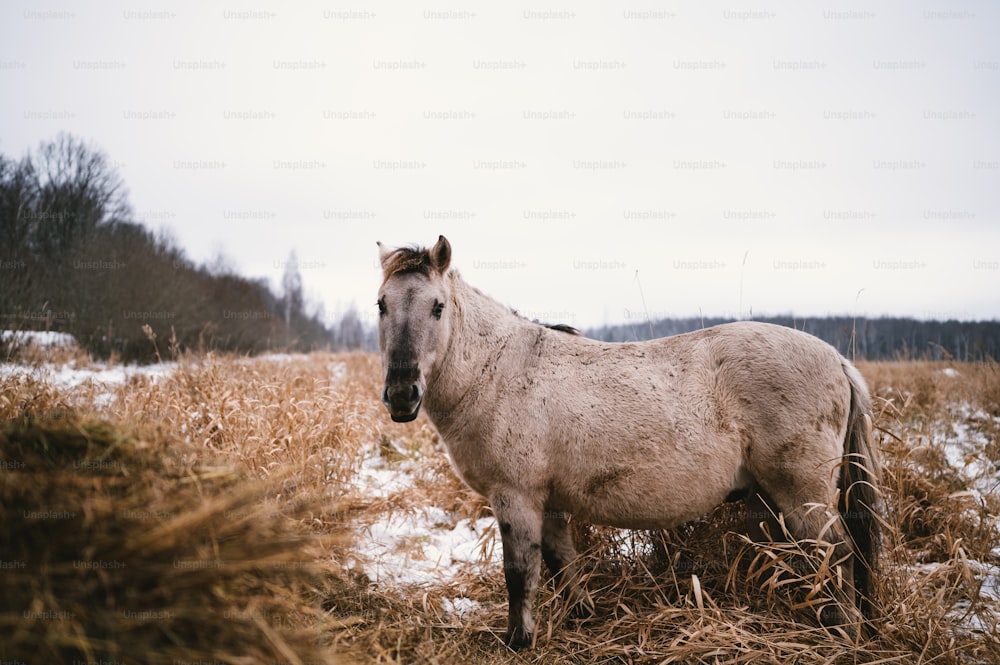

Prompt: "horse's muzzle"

[382,384,422,423]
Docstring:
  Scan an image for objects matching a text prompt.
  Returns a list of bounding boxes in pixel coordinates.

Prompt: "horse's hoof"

[504,627,533,650]
[567,597,596,620]
[820,605,859,641]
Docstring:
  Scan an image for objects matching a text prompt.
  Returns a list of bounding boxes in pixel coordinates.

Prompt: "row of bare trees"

[587,316,1000,362]
[1,134,340,362]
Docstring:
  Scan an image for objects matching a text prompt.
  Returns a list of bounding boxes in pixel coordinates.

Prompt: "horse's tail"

[839,360,882,617]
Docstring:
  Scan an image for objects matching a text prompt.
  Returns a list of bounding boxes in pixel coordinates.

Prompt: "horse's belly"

[553,461,743,530]
[569,495,727,530]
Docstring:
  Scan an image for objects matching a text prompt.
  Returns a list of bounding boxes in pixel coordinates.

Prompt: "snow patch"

[950,559,1000,637]
[938,403,1000,500]
[0,360,173,408]
[354,509,499,587]
[330,361,347,383]
[347,443,500,598]
[442,596,482,618]
[912,401,1000,641]
[1,330,77,347]
[353,449,420,499]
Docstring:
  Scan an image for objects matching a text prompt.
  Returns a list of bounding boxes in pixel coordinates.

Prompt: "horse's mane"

[544,323,582,336]
[381,246,436,283]
[510,309,581,336]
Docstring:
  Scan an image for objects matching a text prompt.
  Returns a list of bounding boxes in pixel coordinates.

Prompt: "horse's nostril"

[383,384,420,408]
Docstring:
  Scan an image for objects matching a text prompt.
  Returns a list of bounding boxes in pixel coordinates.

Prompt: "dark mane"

[511,309,581,336]
[381,245,434,283]
[545,323,582,336]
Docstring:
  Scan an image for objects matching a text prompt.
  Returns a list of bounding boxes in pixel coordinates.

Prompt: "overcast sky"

[2,1,998,329]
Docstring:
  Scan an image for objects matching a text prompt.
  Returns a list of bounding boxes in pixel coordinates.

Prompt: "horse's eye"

[377,299,387,317]
[432,301,444,320]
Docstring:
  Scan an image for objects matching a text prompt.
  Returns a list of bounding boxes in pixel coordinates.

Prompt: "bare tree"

[28,133,131,257]
[333,304,365,350]
[281,250,304,347]
[0,154,35,251]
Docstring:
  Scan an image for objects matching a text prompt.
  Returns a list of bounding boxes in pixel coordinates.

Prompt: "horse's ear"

[429,235,451,274]
[377,241,393,267]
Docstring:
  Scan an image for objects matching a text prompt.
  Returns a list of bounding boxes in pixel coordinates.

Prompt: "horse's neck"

[426,274,523,420]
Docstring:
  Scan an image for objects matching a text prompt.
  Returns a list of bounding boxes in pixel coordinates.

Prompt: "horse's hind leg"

[542,511,594,618]
[741,488,782,542]
[762,488,861,636]
[491,490,543,650]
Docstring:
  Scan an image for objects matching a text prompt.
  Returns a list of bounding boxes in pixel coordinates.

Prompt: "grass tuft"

[0,413,355,664]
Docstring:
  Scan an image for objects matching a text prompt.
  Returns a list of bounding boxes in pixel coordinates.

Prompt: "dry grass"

[0,417,354,664]
[1,351,998,664]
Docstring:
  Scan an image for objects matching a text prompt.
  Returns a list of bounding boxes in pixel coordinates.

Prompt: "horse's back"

[646,321,854,463]
[531,321,854,528]
[545,320,850,412]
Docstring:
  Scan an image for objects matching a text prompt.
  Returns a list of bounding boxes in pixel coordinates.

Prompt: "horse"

[375,235,880,650]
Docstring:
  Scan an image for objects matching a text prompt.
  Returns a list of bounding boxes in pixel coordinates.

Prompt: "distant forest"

[0,133,356,362]
[585,316,1000,362]
[2,134,995,363]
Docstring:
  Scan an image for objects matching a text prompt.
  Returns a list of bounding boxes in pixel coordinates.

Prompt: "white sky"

[2,1,998,329]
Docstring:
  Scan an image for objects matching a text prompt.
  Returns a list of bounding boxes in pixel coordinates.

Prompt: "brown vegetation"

[1,350,997,663]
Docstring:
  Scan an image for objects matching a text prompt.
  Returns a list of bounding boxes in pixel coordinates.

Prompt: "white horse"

[376,236,880,649]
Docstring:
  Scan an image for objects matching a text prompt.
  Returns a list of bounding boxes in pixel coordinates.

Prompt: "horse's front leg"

[491,490,543,650]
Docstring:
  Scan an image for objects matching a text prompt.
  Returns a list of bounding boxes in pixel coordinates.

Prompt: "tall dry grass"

[1,350,998,663]
[0,386,356,663]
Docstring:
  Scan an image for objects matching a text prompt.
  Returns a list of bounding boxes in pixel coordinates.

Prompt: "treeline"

[6,136,994,364]
[1,134,337,362]
[585,316,1000,362]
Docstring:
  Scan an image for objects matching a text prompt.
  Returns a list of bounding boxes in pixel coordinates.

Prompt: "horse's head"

[376,235,453,422]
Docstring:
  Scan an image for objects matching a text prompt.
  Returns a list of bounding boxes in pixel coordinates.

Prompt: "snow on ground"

[972,560,1000,608]
[924,402,1000,637]
[0,359,173,408]
[356,509,498,587]
[348,443,500,618]
[1,353,344,411]
[330,361,347,383]
[353,449,422,500]
[1,330,77,347]
[442,596,482,619]
[938,402,1000,500]
[910,560,1000,637]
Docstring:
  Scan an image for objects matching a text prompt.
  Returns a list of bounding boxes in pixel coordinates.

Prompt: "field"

[2,340,999,664]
